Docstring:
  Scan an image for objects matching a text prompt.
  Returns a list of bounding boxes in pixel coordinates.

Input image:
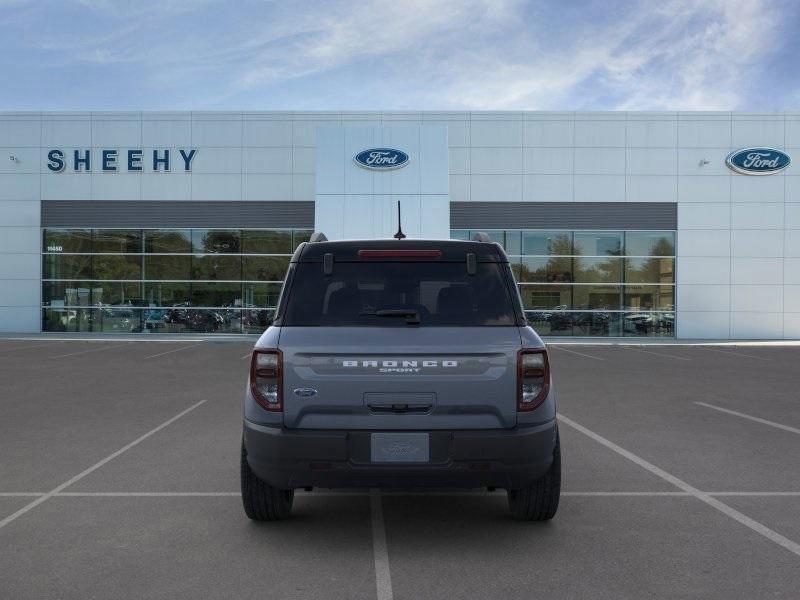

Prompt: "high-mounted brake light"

[358,249,442,259]
[517,349,550,411]
[250,349,283,412]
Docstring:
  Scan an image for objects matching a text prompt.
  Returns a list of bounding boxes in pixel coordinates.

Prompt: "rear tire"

[241,442,294,521]
[507,431,561,521]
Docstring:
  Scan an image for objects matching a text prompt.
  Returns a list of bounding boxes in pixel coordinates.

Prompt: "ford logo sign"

[293,388,317,398]
[725,147,790,175]
[354,148,409,170]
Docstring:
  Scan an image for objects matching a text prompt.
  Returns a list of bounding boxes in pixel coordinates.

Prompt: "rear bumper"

[243,419,558,490]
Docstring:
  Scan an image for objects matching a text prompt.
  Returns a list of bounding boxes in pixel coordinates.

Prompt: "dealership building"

[0,110,798,339]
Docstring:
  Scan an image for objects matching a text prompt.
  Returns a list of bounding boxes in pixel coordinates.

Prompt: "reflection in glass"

[625,231,675,256]
[624,258,674,284]
[573,312,621,337]
[573,285,622,310]
[522,231,572,255]
[92,255,142,280]
[243,256,290,281]
[242,230,292,254]
[519,285,571,310]
[144,230,192,253]
[519,257,572,283]
[191,255,242,280]
[525,309,572,337]
[43,254,92,280]
[144,255,192,280]
[191,282,242,307]
[623,312,675,337]
[573,231,622,256]
[573,257,622,283]
[191,229,241,253]
[144,282,191,307]
[93,230,142,253]
[43,229,92,253]
[624,285,674,311]
[242,283,283,308]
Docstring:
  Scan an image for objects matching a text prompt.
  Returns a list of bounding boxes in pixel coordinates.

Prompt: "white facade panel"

[90,173,141,201]
[730,285,783,312]
[0,307,40,332]
[573,175,625,202]
[731,203,784,229]
[677,230,731,257]
[627,148,676,175]
[242,174,291,201]
[677,176,730,203]
[243,148,292,173]
[626,176,677,203]
[731,230,784,257]
[523,148,573,175]
[523,174,573,202]
[731,258,782,285]
[470,120,522,147]
[0,119,42,147]
[677,257,730,285]
[730,175,785,203]
[574,148,625,175]
[626,120,677,148]
[91,120,142,147]
[0,279,39,307]
[730,312,782,339]
[470,147,522,175]
[574,120,625,147]
[678,203,730,229]
[732,119,786,149]
[677,119,732,148]
[676,311,729,338]
[471,174,522,202]
[142,119,191,147]
[0,174,39,200]
[141,174,191,200]
[523,120,574,147]
[677,284,730,311]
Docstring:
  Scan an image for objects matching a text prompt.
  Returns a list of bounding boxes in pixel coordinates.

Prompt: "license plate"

[370,433,430,463]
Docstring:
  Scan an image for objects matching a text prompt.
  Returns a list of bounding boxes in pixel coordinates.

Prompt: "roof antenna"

[393,200,406,240]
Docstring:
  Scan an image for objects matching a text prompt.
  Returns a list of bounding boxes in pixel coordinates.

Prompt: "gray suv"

[241,236,560,521]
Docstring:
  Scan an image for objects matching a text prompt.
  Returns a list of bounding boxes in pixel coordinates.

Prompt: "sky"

[0,0,798,111]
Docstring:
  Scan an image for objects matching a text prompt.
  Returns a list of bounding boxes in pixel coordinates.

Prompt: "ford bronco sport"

[241,235,560,521]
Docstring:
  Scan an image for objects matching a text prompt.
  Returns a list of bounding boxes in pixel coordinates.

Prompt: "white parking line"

[624,346,691,361]
[696,402,800,436]
[143,343,203,360]
[0,400,206,531]
[241,353,252,360]
[697,347,771,361]
[558,413,800,558]
[549,346,605,361]
[50,343,132,358]
[370,490,394,600]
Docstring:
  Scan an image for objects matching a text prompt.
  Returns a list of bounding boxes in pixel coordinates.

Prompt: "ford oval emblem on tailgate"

[293,388,317,398]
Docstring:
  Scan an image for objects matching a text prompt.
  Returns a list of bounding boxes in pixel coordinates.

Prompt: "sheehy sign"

[46,148,197,172]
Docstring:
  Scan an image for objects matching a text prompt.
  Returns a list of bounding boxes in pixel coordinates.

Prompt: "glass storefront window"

[625,231,675,256]
[144,255,192,280]
[92,255,142,280]
[519,257,572,283]
[573,257,622,283]
[522,231,572,255]
[624,285,675,312]
[242,230,292,254]
[573,231,623,256]
[42,227,311,334]
[43,229,92,253]
[144,230,192,253]
[519,285,571,310]
[242,256,290,281]
[191,229,241,253]
[573,285,622,310]
[191,255,242,280]
[624,257,674,284]
[93,230,142,253]
[43,254,92,280]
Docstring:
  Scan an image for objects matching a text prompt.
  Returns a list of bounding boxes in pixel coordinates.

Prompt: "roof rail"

[471,232,492,243]
[308,232,328,243]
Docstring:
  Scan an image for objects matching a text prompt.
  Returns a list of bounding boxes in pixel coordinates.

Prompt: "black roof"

[293,239,508,262]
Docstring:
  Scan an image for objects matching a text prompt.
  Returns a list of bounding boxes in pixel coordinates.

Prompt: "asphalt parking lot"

[1,338,800,599]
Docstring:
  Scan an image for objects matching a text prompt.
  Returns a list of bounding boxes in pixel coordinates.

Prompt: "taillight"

[517,349,550,411]
[250,349,283,412]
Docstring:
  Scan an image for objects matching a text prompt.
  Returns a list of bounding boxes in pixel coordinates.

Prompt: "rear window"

[281,261,518,326]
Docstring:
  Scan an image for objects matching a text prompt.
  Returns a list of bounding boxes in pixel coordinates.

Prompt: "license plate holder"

[370,433,430,463]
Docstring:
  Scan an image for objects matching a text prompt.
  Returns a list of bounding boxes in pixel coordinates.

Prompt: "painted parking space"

[1,338,800,599]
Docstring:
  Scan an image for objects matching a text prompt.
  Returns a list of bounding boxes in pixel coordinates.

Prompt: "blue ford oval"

[726,147,790,175]
[354,148,409,170]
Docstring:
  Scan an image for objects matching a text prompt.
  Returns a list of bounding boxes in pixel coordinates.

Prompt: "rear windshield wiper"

[359,308,421,325]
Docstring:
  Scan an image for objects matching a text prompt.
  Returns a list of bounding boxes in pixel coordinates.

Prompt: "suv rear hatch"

[275,243,525,430]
